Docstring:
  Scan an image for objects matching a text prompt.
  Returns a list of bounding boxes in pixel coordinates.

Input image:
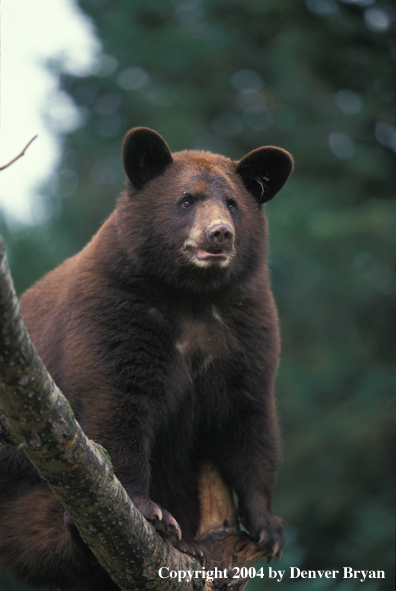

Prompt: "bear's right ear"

[122,127,173,190]
[235,146,294,204]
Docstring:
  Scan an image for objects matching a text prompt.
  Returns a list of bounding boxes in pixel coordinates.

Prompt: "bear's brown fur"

[0,128,293,590]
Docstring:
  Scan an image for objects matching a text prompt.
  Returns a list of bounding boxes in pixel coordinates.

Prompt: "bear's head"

[116,127,293,293]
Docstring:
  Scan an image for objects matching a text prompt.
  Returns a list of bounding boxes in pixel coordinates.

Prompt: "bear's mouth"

[196,248,227,260]
[182,240,232,268]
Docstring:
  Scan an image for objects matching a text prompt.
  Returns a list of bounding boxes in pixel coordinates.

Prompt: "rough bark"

[0,237,265,590]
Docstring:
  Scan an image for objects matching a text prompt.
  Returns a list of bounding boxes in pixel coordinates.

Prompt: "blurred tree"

[1,0,395,589]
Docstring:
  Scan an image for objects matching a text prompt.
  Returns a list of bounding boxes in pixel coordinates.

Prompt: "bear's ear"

[122,127,173,190]
[235,146,294,204]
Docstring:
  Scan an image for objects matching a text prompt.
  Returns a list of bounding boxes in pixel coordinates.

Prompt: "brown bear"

[0,127,293,591]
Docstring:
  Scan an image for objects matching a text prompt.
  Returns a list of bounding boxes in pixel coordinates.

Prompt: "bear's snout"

[206,223,234,248]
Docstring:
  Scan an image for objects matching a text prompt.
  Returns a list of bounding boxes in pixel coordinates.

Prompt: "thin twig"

[0,135,38,171]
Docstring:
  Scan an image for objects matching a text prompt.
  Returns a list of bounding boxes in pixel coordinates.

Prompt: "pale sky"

[0,0,100,225]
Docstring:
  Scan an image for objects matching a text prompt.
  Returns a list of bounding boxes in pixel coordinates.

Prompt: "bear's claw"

[132,497,182,542]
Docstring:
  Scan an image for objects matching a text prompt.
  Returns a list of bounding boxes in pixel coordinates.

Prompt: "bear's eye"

[181,196,193,209]
[227,200,236,213]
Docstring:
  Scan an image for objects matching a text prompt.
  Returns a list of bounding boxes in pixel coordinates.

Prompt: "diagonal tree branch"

[0,135,38,171]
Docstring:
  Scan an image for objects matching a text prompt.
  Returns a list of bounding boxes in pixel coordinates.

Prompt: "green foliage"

[2,0,395,589]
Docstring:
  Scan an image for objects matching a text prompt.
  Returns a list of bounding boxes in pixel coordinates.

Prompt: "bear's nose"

[207,223,234,247]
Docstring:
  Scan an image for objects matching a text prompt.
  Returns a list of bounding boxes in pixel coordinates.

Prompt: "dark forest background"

[1,0,395,589]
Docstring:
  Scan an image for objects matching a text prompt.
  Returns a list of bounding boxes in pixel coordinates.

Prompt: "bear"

[0,127,293,591]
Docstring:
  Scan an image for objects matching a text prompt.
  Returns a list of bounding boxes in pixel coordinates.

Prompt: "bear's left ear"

[235,146,294,204]
[122,127,173,190]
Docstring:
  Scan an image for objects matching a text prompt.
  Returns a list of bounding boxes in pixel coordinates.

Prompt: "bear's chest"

[174,305,230,375]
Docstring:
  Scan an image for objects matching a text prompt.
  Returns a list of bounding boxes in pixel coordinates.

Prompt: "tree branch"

[0,411,18,445]
[0,236,265,590]
[0,135,38,171]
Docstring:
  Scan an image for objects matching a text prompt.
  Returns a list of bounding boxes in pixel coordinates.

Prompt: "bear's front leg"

[211,409,285,562]
[237,490,285,562]
[99,441,183,546]
[93,400,205,561]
